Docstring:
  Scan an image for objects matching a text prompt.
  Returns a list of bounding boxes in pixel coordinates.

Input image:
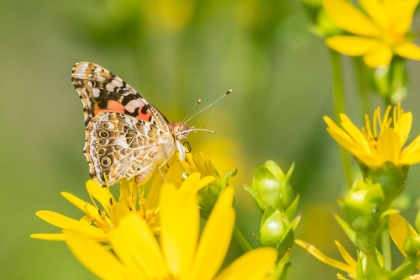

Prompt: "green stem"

[330,49,353,188]
[233,225,253,252]
[382,224,392,270]
[353,57,370,115]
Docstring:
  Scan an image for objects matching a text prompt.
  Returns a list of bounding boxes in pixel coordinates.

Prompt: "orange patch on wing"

[94,100,125,115]
[136,106,152,122]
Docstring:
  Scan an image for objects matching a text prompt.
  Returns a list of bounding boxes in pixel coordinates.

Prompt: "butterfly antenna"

[184,89,232,124]
[181,99,202,124]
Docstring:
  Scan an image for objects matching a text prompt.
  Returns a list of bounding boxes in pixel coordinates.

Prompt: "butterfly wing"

[84,112,175,186]
[71,61,170,131]
[72,62,176,186]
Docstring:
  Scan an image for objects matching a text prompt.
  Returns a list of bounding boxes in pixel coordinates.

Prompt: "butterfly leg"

[158,159,169,184]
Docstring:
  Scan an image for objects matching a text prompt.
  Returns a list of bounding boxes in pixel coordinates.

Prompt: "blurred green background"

[2,0,420,279]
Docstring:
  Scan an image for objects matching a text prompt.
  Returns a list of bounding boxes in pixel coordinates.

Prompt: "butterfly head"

[170,122,192,161]
[170,122,214,161]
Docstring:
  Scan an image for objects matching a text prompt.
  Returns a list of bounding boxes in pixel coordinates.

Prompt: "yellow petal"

[323,0,380,37]
[86,180,114,211]
[326,36,383,56]
[377,129,400,164]
[383,0,419,35]
[61,192,104,223]
[215,248,278,280]
[395,42,420,60]
[351,151,382,167]
[340,114,371,154]
[160,181,199,277]
[109,202,130,227]
[401,134,420,165]
[363,45,393,68]
[65,230,127,280]
[35,211,109,241]
[30,233,67,241]
[324,116,357,151]
[109,213,169,279]
[295,239,356,274]
[189,186,235,280]
[196,176,216,191]
[389,213,419,269]
[394,111,412,147]
[359,0,388,30]
[334,241,357,268]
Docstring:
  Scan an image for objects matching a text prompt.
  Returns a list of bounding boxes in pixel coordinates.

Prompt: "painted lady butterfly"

[72,62,230,186]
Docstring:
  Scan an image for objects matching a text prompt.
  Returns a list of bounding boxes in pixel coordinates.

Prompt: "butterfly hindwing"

[84,112,173,186]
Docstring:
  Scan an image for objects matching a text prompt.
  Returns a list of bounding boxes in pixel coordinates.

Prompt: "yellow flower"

[30,178,160,242]
[64,173,278,280]
[31,154,217,242]
[295,239,356,278]
[323,0,420,68]
[324,102,420,168]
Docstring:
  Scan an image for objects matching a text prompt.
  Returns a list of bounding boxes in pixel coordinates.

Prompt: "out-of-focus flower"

[295,239,357,278]
[145,0,195,32]
[324,102,420,168]
[323,0,420,68]
[64,173,278,280]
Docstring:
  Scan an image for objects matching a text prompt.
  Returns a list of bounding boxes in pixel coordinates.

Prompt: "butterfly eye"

[98,139,107,145]
[183,141,191,153]
[101,156,112,167]
[99,130,110,138]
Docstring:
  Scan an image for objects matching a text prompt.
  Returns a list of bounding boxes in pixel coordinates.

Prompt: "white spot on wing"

[92,88,100,97]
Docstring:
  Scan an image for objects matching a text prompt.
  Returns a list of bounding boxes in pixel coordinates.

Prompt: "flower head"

[30,177,161,242]
[323,0,420,68]
[324,103,420,168]
[31,153,218,242]
[64,173,278,279]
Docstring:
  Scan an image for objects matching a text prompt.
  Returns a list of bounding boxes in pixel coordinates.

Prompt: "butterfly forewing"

[71,62,170,131]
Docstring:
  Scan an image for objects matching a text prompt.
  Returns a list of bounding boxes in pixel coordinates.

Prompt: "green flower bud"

[301,0,342,37]
[340,180,385,232]
[197,184,221,220]
[245,161,295,212]
[260,206,296,257]
[404,235,420,257]
[360,161,408,207]
[372,56,408,104]
[197,168,237,220]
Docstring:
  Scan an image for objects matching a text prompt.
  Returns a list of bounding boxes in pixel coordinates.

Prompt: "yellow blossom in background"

[144,0,194,32]
[323,0,420,68]
[324,103,420,168]
[64,173,278,280]
[295,239,356,278]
